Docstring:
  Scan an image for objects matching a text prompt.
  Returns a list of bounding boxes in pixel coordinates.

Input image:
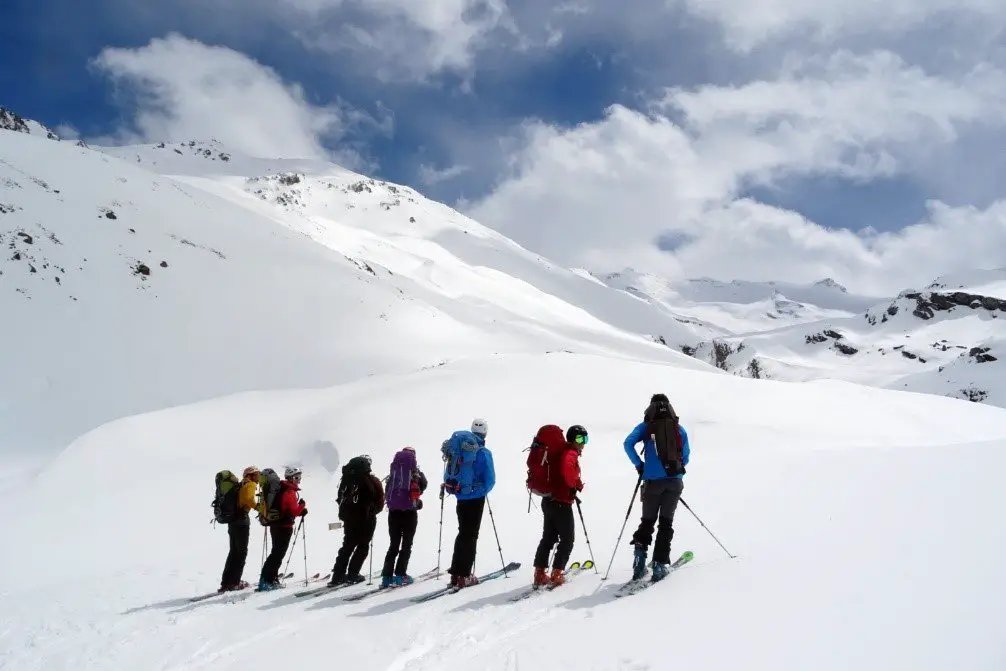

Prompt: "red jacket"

[550,444,583,504]
[277,480,306,527]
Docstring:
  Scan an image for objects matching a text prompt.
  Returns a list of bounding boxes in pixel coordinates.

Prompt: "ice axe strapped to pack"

[645,394,685,476]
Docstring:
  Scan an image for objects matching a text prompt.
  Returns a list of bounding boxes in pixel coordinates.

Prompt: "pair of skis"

[410,561,523,603]
[341,566,442,602]
[613,550,693,598]
[508,559,594,602]
[292,567,386,599]
[187,571,324,602]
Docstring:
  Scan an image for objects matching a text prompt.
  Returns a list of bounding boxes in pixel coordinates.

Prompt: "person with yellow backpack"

[212,466,260,592]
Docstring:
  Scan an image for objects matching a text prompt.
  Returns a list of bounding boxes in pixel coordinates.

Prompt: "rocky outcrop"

[0,107,59,140]
[898,290,1006,321]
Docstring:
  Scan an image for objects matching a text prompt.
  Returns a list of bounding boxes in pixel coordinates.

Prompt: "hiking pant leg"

[222,521,250,587]
[394,511,419,576]
[653,478,684,564]
[450,497,484,577]
[630,480,664,549]
[347,517,377,577]
[382,511,405,577]
[332,521,361,579]
[533,498,560,568]
[261,524,292,584]
[552,501,575,569]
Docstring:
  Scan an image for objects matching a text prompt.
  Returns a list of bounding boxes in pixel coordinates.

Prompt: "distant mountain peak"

[814,277,848,293]
[0,106,59,141]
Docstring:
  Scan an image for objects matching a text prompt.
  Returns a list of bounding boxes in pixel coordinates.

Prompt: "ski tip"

[582,560,594,569]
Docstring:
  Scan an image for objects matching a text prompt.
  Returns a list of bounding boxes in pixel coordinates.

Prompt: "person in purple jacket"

[380,447,428,587]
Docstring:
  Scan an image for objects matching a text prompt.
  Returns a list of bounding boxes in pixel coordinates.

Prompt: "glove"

[574,495,582,505]
[443,479,459,495]
[298,498,305,505]
[577,483,584,492]
[635,463,644,477]
[299,508,308,517]
[415,499,424,510]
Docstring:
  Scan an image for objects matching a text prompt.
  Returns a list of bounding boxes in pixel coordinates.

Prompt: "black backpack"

[337,456,373,522]
[212,470,240,524]
[645,394,685,476]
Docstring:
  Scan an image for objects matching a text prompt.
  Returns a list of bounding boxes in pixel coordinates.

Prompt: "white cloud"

[91,33,384,165]
[467,52,1006,294]
[675,0,1006,52]
[285,0,515,83]
[418,162,470,185]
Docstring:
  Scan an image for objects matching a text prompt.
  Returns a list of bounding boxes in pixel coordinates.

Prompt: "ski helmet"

[471,418,488,437]
[566,424,588,446]
[284,466,303,480]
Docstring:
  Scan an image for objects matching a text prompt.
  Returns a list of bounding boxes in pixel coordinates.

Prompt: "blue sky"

[4,0,1006,292]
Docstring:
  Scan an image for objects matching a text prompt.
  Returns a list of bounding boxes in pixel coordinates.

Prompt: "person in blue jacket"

[441,418,496,588]
[623,393,690,582]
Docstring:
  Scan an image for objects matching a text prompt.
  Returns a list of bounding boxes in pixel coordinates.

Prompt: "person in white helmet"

[440,418,496,587]
[257,466,307,591]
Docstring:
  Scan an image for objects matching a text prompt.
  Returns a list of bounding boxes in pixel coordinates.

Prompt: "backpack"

[645,395,685,476]
[337,456,374,521]
[385,449,418,511]
[441,430,481,497]
[256,468,283,526]
[212,470,240,524]
[525,425,566,498]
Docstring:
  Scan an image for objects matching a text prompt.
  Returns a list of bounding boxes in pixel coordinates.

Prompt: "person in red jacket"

[532,424,586,588]
[257,466,308,591]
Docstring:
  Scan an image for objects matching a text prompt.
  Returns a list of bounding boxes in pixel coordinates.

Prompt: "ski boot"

[532,567,549,589]
[456,574,480,588]
[381,575,395,588]
[651,562,670,582]
[631,544,648,581]
[345,574,367,585]
[327,574,346,588]
[393,574,414,586]
[256,580,281,592]
[548,568,565,587]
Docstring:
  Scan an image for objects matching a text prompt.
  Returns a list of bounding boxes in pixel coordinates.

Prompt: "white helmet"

[284,466,303,480]
[471,418,488,437]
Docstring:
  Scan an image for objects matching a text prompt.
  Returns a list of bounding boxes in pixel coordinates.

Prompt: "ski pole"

[603,474,643,580]
[368,539,374,585]
[436,485,445,580]
[680,497,736,559]
[261,528,268,569]
[574,497,599,574]
[301,517,309,585]
[282,517,303,577]
[485,495,509,576]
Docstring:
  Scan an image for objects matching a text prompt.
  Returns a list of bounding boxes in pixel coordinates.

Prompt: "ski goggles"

[573,434,588,446]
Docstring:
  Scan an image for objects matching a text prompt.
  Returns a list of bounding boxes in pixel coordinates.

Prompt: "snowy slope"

[598,270,880,337]
[2,352,1005,671]
[1,128,710,458]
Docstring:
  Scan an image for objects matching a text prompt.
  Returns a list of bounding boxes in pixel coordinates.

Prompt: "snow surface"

[2,352,1005,671]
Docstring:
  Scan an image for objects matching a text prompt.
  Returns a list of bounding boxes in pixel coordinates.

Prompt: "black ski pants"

[333,516,377,580]
[533,497,575,570]
[448,496,485,578]
[382,510,419,578]
[631,477,684,564]
[220,519,250,588]
[260,523,293,585]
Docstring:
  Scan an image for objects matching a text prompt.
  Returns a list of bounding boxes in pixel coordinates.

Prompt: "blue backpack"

[441,430,481,496]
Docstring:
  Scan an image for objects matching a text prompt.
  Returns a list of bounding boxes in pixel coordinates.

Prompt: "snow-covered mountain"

[4,110,1006,671]
[1,126,713,460]
[680,269,1006,404]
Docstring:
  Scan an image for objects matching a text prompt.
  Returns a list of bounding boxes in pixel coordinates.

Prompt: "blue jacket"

[623,421,690,481]
[442,431,496,501]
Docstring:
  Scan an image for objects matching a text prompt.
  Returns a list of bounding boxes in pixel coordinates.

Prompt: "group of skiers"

[210,393,690,593]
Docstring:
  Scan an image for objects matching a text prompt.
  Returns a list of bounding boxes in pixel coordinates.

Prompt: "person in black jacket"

[328,455,384,586]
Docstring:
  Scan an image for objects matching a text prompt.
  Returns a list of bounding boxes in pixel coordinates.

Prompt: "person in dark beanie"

[623,394,690,582]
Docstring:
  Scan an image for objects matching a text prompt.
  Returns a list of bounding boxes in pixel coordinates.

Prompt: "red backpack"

[526,424,567,497]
